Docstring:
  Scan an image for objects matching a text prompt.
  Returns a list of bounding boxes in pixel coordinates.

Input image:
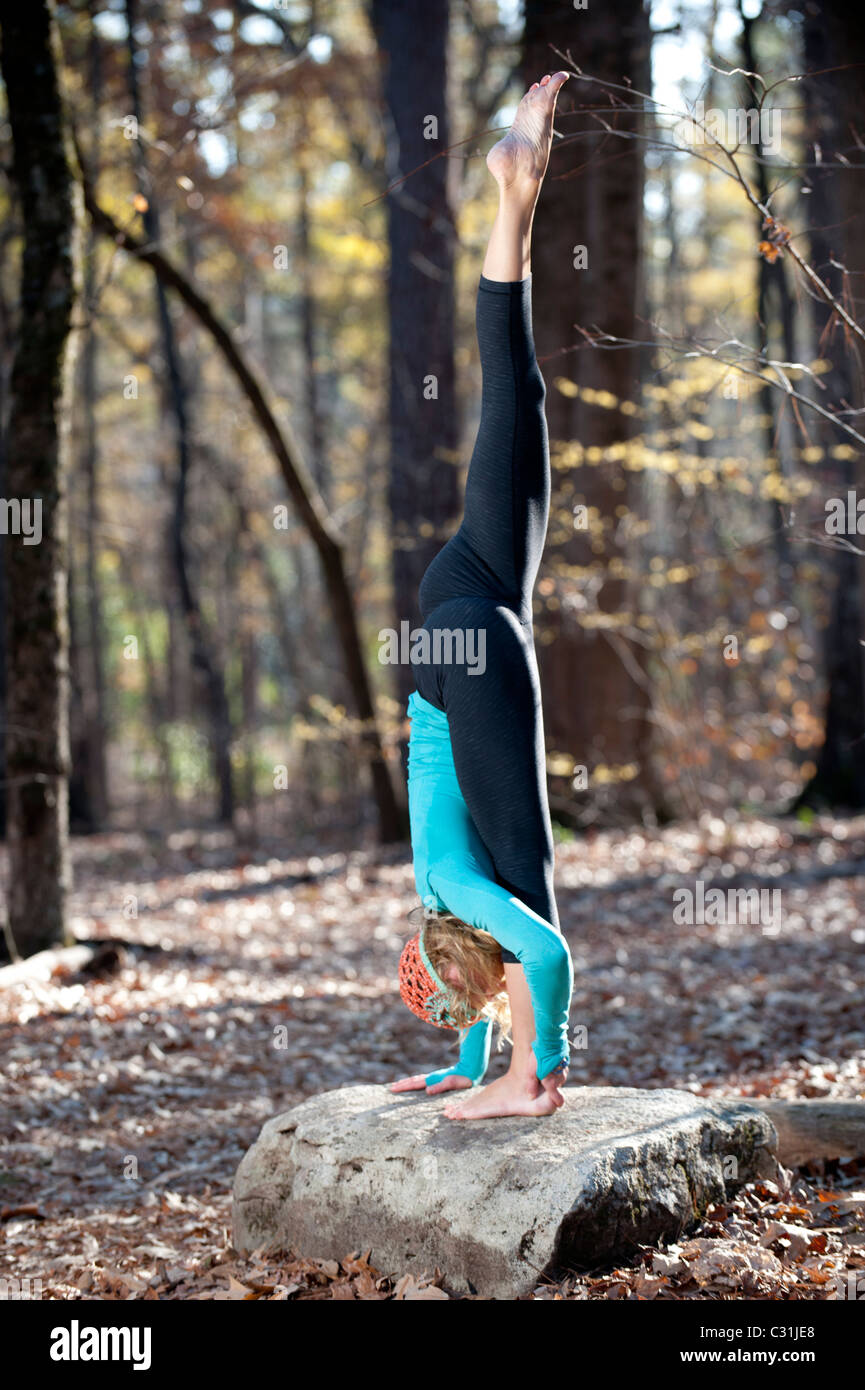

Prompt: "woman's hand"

[390,1072,473,1095]
[540,1062,568,1108]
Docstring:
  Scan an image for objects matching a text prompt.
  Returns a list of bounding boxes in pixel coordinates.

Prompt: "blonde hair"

[423,912,512,1050]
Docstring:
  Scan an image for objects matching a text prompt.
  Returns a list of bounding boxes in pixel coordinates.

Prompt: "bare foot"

[486,71,570,190]
[442,1069,559,1120]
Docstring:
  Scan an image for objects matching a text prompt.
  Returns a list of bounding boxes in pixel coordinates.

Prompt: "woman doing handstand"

[390,73,574,1122]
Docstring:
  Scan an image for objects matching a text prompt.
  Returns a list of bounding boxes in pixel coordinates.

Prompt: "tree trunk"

[297,114,327,500]
[523,0,657,823]
[80,9,110,824]
[69,8,110,832]
[796,1,865,810]
[0,0,79,957]
[115,548,177,823]
[748,1098,865,1168]
[0,243,9,842]
[370,0,460,715]
[739,3,794,583]
[125,0,235,826]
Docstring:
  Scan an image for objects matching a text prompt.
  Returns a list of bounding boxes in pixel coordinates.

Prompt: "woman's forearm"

[503,961,539,1074]
[425,1015,492,1086]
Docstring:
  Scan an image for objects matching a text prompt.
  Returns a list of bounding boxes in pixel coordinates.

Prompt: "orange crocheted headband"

[398,925,460,1029]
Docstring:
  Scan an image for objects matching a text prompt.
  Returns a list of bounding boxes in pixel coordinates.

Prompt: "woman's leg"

[441,75,572,1122]
[441,614,564,1120]
[436,600,558,934]
[418,73,568,929]
[417,277,548,624]
[417,72,569,628]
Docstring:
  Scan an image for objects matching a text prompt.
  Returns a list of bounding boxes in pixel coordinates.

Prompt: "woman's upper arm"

[428,854,566,962]
[428,853,572,1078]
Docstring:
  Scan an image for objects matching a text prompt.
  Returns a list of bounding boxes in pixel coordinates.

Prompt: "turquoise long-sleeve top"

[406,690,573,1084]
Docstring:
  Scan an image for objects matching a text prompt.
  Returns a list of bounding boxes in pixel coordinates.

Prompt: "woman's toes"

[540,74,551,85]
[529,81,539,91]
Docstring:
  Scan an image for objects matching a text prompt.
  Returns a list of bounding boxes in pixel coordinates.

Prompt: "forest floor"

[2,812,865,1301]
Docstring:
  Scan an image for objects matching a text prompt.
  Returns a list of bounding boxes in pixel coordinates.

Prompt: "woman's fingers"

[390,1073,474,1093]
[540,1070,567,1107]
[426,1074,473,1095]
[544,1063,568,1082]
[391,1073,476,1094]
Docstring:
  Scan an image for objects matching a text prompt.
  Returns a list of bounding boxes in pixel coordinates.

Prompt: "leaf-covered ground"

[1,813,864,1300]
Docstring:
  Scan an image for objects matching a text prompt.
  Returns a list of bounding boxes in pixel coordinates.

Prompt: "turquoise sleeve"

[428,854,572,1080]
[425,1016,493,1087]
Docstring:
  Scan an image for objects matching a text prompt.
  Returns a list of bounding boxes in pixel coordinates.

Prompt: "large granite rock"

[232,1084,778,1298]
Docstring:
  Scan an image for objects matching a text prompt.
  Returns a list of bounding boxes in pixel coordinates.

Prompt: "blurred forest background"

[4,0,865,1304]
[1,0,864,959]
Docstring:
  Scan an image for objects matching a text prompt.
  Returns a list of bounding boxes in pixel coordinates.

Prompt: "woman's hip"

[412,597,538,706]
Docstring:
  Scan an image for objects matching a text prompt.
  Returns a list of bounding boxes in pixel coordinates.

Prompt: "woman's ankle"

[506,1051,539,1086]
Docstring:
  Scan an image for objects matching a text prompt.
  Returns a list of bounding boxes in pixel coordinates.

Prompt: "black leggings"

[413,274,558,962]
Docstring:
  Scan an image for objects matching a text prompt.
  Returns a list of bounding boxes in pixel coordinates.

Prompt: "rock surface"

[232,1084,778,1298]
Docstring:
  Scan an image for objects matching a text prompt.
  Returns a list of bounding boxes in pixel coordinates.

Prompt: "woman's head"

[398,910,510,1038]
